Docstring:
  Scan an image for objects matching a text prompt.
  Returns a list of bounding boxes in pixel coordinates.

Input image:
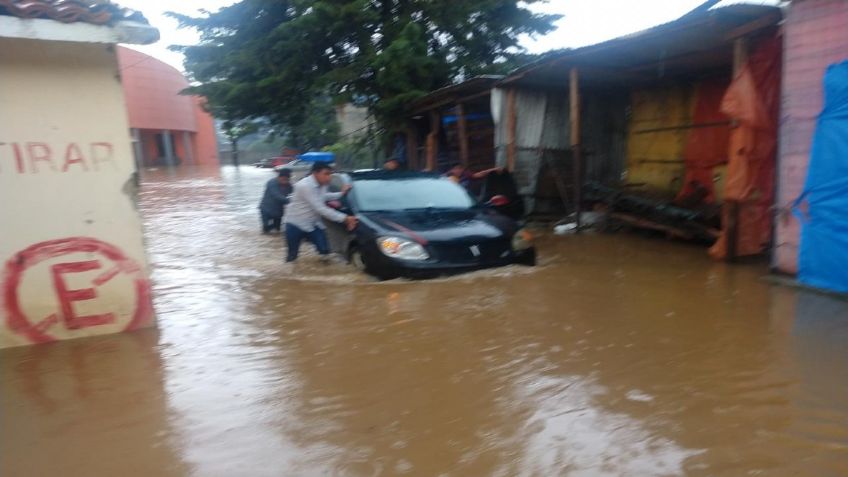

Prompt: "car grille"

[431,239,511,264]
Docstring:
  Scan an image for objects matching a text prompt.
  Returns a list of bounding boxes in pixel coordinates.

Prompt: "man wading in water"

[259,168,293,234]
[283,162,357,262]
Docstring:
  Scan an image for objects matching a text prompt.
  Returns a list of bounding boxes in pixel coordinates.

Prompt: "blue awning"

[298,152,336,162]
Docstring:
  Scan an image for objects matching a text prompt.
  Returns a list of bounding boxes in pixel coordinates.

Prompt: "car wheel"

[349,246,368,272]
[349,245,396,280]
[516,248,537,266]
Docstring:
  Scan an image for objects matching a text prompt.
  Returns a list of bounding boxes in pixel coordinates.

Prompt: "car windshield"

[353,178,475,212]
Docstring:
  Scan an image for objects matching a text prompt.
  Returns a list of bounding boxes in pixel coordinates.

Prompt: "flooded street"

[2,166,847,476]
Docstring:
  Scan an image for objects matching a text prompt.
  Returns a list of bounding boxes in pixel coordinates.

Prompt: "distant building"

[117,47,218,167]
[336,103,373,140]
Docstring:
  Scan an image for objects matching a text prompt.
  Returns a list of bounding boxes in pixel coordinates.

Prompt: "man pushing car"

[283,162,358,262]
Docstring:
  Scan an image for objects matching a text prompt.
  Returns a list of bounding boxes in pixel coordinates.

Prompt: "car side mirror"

[486,195,510,207]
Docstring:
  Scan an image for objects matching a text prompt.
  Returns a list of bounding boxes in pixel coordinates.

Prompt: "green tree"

[171,0,559,129]
[221,117,260,167]
[289,95,341,150]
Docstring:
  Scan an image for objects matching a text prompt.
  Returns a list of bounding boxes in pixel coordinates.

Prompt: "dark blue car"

[323,170,536,279]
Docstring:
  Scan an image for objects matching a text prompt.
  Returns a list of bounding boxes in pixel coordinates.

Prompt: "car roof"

[340,170,443,181]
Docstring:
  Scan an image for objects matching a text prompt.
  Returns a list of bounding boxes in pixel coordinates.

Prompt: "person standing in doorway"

[259,168,293,234]
[383,158,401,171]
[284,162,358,262]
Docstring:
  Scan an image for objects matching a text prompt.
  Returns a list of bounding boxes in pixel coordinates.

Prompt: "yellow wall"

[625,84,694,197]
[0,38,154,348]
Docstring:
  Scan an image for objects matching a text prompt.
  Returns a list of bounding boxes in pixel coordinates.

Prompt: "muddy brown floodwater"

[2,166,847,476]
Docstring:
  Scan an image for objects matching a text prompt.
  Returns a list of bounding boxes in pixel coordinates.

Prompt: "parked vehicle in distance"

[275,158,334,183]
[254,156,288,168]
[273,152,337,182]
[322,170,535,279]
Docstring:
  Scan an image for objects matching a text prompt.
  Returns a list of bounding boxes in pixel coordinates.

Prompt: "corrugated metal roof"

[0,0,149,26]
[500,4,783,88]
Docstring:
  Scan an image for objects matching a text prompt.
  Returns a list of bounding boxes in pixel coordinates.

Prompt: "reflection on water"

[0,329,187,475]
[2,165,847,476]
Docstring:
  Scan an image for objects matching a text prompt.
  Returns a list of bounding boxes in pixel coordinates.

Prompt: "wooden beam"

[733,37,748,75]
[568,64,654,82]
[410,91,491,122]
[723,12,781,41]
[570,67,583,232]
[456,89,492,104]
[726,37,748,262]
[456,103,470,167]
[412,97,456,116]
[569,69,580,147]
[406,123,418,170]
[425,110,440,171]
[506,88,517,171]
[725,201,740,261]
[425,135,435,171]
[632,121,731,135]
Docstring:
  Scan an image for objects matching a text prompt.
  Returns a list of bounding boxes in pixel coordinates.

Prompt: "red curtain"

[675,78,731,205]
[710,35,782,259]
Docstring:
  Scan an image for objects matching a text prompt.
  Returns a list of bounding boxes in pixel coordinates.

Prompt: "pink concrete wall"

[193,97,220,166]
[775,0,848,274]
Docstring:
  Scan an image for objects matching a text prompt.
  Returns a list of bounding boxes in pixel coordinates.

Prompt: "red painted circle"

[2,237,153,344]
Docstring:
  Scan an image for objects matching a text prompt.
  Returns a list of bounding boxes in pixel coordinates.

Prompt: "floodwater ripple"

[2,166,847,477]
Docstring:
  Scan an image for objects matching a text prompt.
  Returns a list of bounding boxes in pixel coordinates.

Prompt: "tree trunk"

[231,138,240,167]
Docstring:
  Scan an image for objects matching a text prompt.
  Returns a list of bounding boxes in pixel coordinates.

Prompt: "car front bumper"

[362,245,536,279]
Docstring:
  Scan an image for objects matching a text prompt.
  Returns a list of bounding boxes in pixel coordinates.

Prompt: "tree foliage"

[171,0,559,130]
[289,95,341,150]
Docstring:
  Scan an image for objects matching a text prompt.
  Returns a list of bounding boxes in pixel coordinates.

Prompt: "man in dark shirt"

[259,169,293,234]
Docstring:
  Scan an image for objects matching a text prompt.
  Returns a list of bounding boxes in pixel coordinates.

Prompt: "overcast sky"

[118,0,778,72]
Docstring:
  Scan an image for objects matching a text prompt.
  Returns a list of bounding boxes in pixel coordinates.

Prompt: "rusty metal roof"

[500,4,783,89]
[0,0,149,26]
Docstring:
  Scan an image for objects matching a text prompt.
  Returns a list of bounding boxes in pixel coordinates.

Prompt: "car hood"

[358,209,515,242]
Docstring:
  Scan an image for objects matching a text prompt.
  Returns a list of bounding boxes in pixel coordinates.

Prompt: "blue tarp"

[796,61,848,293]
[298,151,335,162]
[441,113,491,125]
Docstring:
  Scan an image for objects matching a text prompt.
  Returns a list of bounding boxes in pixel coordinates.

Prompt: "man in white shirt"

[284,162,358,262]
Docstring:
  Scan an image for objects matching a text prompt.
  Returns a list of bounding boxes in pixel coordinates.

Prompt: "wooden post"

[406,124,418,170]
[456,103,470,167]
[733,37,748,76]
[569,67,582,232]
[726,37,748,261]
[425,110,440,171]
[506,89,517,171]
[726,201,740,261]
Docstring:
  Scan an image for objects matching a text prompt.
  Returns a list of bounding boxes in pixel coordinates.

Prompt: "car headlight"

[512,228,534,251]
[377,236,429,261]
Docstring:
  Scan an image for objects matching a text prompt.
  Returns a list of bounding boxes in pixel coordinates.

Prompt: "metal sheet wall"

[625,84,695,197]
